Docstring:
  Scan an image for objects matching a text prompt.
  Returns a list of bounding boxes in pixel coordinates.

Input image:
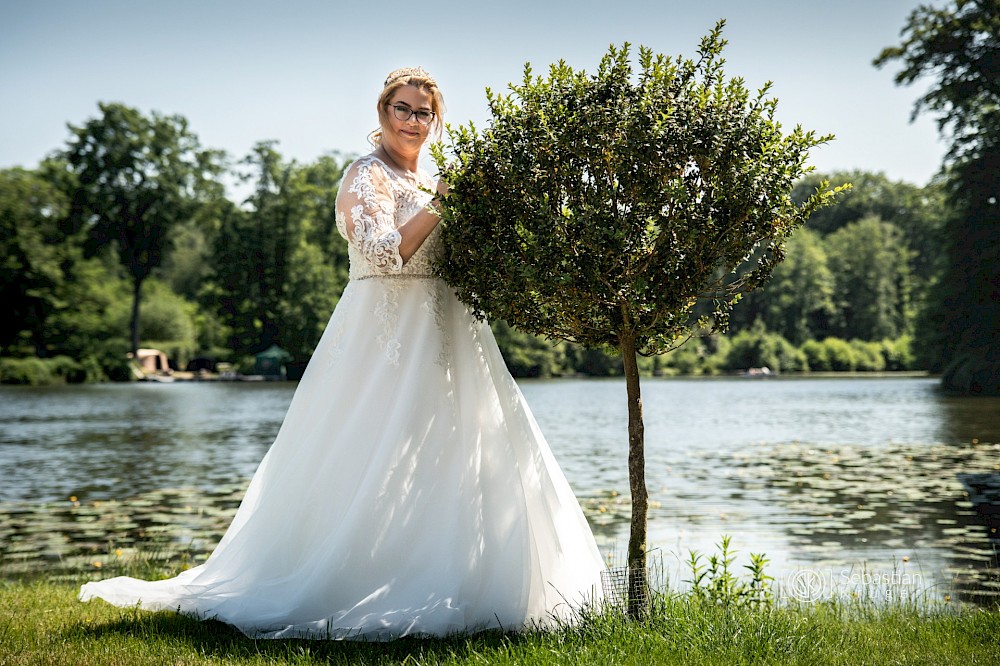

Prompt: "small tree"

[433,22,844,616]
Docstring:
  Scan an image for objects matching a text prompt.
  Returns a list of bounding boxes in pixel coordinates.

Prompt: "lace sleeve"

[335,159,403,273]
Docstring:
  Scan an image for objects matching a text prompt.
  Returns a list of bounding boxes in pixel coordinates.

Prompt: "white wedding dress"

[79,154,606,640]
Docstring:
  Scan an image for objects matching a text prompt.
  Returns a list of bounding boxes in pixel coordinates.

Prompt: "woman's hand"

[427,179,449,216]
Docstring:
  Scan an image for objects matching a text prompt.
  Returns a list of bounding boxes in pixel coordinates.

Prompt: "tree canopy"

[875,0,1000,164]
[876,0,1000,393]
[436,30,842,356]
[60,102,224,355]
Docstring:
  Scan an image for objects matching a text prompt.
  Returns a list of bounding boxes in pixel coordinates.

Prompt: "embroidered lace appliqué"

[345,162,403,274]
[374,281,403,366]
[324,286,355,375]
[421,282,451,369]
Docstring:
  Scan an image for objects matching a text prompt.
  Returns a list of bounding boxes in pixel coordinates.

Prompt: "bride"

[79,66,606,640]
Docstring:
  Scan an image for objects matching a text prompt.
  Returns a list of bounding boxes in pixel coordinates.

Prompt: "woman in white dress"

[79,67,606,640]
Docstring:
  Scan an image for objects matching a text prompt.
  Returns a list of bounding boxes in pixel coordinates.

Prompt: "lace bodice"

[335,154,443,280]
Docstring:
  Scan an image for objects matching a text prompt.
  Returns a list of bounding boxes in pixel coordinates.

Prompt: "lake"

[1,376,998,606]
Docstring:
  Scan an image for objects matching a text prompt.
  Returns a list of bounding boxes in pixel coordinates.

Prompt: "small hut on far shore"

[254,344,292,380]
[135,348,170,373]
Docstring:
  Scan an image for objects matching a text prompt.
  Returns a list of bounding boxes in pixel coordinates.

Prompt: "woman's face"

[379,84,434,156]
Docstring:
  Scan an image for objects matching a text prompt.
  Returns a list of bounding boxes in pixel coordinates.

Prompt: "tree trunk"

[130,277,142,358]
[620,333,649,618]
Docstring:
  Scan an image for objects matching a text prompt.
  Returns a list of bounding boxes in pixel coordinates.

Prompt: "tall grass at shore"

[2,577,997,665]
[2,538,998,665]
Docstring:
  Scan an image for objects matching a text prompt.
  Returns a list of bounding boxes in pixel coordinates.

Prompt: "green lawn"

[2,576,997,666]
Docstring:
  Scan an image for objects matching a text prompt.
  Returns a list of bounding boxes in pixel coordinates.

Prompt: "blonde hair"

[369,66,446,147]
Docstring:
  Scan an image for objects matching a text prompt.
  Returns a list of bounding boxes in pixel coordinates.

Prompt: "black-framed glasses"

[389,103,435,126]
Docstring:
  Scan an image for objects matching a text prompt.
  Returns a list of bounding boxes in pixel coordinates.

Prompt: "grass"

[1,546,998,666]
[1,578,998,665]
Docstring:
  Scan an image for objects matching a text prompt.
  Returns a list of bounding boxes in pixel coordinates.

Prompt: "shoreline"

[0,370,939,387]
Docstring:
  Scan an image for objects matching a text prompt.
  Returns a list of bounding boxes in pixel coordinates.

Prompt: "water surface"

[1,377,997,605]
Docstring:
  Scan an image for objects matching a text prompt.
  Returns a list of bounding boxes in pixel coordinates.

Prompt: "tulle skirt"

[79,276,605,640]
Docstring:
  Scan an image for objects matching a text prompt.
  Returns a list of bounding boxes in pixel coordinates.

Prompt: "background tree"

[731,170,945,350]
[156,189,228,303]
[210,145,350,361]
[825,216,913,341]
[239,141,298,352]
[104,278,199,368]
[61,102,225,356]
[0,163,135,381]
[731,227,836,345]
[492,320,571,377]
[434,24,843,614]
[277,154,350,361]
[793,170,947,282]
[722,319,807,373]
[875,0,1000,393]
[0,168,71,355]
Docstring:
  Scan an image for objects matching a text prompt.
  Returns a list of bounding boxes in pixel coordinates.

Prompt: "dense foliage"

[210,143,349,362]
[2,123,353,380]
[1,135,948,384]
[433,33,841,355]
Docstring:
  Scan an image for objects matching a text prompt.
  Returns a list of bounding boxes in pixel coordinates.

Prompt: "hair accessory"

[384,66,435,88]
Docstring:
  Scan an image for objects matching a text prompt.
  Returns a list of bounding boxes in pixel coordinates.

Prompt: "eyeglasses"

[388,103,435,126]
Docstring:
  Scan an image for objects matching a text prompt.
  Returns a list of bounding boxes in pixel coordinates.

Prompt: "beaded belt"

[352,273,439,281]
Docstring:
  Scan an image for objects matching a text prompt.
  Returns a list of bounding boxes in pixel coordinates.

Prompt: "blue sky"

[1,0,946,187]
